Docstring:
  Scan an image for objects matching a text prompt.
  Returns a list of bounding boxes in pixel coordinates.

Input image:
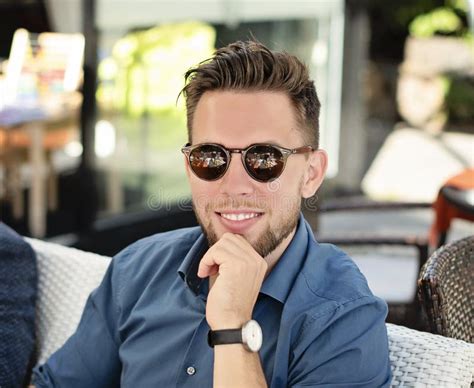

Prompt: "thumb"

[198,248,224,278]
[198,262,219,278]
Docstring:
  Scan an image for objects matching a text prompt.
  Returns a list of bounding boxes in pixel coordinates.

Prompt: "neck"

[264,228,296,276]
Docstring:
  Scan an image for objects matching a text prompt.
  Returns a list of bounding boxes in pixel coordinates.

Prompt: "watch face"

[242,320,263,352]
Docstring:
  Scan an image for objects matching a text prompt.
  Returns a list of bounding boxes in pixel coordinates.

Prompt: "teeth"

[220,213,260,221]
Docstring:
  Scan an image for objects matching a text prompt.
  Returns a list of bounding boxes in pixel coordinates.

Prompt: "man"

[33,40,391,387]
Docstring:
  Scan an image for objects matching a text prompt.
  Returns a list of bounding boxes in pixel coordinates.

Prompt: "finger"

[197,245,232,278]
[224,233,252,251]
[218,234,261,266]
[220,237,267,280]
[197,235,263,278]
[197,255,219,278]
[220,233,249,252]
[214,233,242,252]
[197,263,219,278]
[227,234,263,262]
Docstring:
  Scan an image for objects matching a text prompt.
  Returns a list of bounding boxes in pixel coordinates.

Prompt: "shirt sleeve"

[287,295,392,388]
[32,253,125,388]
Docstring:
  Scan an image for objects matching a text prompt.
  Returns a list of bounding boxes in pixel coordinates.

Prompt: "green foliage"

[392,0,445,28]
[445,79,474,121]
[405,0,473,126]
[446,0,469,12]
[95,22,216,205]
[97,21,216,116]
[409,7,464,37]
[439,75,452,95]
[407,0,471,38]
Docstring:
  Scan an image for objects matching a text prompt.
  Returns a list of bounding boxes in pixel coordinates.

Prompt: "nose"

[219,153,255,196]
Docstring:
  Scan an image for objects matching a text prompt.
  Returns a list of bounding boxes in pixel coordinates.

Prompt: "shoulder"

[284,242,391,387]
[301,241,373,303]
[101,226,203,313]
[284,240,387,339]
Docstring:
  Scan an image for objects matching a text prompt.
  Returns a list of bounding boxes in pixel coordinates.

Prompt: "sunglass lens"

[189,144,228,180]
[245,145,285,182]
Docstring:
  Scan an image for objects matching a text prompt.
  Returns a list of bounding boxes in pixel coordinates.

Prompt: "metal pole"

[81,0,97,170]
[77,0,99,232]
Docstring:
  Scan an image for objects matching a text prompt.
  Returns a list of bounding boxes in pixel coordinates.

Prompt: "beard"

[192,191,302,258]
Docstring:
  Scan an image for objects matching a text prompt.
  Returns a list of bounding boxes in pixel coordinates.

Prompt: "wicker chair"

[418,235,474,343]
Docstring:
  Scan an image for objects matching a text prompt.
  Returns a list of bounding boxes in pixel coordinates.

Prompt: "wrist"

[208,320,263,353]
[208,316,251,331]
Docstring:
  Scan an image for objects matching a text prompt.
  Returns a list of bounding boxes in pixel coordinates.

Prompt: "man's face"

[185,90,324,258]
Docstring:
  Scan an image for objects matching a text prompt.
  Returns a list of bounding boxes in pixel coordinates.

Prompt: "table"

[0,96,81,237]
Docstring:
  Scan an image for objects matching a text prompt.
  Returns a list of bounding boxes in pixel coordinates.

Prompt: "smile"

[218,212,262,221]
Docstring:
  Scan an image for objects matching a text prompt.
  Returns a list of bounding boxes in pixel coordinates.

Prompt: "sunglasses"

[181,143,314,182]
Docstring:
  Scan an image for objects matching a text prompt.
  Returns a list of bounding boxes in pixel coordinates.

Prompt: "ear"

[301,149,328,198]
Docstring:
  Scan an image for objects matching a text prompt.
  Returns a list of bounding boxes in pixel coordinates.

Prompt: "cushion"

[26,238,110,364]
[0,223,37,387]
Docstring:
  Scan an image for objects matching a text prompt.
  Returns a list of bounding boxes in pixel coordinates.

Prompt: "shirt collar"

[177,232,209,296]
[259,213,310,304]
[177,213,312,302]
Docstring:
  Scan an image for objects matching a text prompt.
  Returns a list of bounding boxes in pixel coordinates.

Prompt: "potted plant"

[397,0,474,133]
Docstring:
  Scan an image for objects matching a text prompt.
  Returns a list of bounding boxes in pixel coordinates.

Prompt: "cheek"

[268,175,304,209]
[258,185,291,214]
[284,161,306,193]
[189,179,219,209]
[275,190,299,213]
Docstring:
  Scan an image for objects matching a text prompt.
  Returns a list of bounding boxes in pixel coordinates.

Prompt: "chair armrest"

[319,197,431,212]
[387,323,474,387]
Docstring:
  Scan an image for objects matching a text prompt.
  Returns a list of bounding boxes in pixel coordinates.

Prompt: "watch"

[207,319,263,352]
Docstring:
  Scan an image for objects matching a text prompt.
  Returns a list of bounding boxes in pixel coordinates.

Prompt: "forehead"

[192,90,302,146]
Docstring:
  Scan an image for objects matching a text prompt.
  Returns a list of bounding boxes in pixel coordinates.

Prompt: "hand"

[197,233,268,330]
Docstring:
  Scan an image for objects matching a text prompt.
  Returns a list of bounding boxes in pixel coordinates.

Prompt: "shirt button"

[186,366,196,376]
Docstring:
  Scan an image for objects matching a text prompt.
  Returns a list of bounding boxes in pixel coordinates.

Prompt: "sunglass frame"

[181,142,314,182]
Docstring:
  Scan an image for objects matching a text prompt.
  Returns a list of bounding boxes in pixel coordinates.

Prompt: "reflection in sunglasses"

[190,151,226,168]
[247,153,280,169]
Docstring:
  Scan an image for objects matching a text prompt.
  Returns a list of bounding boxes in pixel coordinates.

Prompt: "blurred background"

[0,0,473,327]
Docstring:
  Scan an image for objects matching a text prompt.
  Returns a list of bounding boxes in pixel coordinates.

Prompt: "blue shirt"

[33,215,391,387]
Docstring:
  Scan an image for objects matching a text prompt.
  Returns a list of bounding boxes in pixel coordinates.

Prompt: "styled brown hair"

[180,40,321,148]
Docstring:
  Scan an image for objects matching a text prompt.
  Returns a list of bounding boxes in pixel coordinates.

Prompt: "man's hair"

[180,40,321,148]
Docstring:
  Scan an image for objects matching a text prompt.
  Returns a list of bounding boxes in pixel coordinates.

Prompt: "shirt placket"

[175,314,214,387]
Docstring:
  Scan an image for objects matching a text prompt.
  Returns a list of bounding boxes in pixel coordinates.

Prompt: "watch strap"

[208,328,242,348]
